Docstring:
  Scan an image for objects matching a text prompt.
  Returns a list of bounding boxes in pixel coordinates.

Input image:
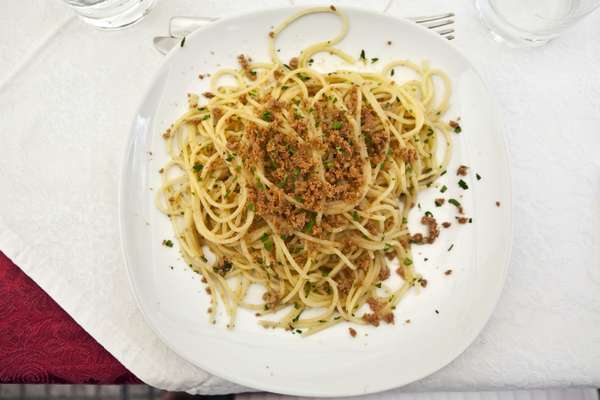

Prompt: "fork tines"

[411,12,455,40]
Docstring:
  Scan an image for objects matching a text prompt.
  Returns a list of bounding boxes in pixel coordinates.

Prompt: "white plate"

[120,6,512,397]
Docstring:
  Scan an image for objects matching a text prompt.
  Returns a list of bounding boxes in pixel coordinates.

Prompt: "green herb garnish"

[162,239,174,247]
[440,185,447,193]
[458,179,469,190]
[332,121,343,130]
[359,49,366,61]
[304,214,316,233]
[261,111,273,122]
[259,232,273,251]
[448,198,462,209]
[193,163,203,172]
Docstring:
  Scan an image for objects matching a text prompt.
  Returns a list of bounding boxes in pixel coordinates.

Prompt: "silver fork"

[153,12,455,55]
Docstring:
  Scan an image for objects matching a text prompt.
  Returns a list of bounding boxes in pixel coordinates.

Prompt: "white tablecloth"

[1,0,599,395]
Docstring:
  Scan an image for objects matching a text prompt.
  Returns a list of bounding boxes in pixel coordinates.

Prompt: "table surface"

[0,252,138,384]
[1,0,600,393]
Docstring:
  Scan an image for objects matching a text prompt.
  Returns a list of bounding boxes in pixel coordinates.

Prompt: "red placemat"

[0,251,141,384]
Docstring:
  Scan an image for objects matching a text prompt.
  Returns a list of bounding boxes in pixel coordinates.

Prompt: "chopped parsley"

[332,121,343,130]
[447,243,454,251]
[448,198,462,209]
[454,126,462,133]
[404,258,413,266]
[226,153,235,162]
[162,239,174,247]
[259,232,273,251]
[193,163,204,172]
[247,202,255,212]
[458,179,469,190]
[200,114,210,121]
[277,175,288,188]
[304,214,316,233]
[391,69,395,76]
[440,185,447,193]
[476,173,482,181]
[352,211,360,221]
[359,49,366,61]
[384,243,392,251]
[261,111,273,122]
[180,37,186,47]
[376,282,382,288]
[323,160,333,170]
[424,211,433,217]
[371,57,379,63]
[293,167,301,177]
[255,178,265,190]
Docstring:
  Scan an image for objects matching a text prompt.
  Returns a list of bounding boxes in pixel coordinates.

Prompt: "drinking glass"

[475,0,600,47]
[63,0,156,29]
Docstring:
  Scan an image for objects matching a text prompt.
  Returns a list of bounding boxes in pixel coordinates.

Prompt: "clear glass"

[63,0,156,30]
[475,0,600,47]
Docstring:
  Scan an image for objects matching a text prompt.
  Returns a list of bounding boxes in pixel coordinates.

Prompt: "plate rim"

[119,5,513,396]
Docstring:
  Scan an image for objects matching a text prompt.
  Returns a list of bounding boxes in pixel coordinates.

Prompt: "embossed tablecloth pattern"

[0,0,599,394]
[0,252,139,384]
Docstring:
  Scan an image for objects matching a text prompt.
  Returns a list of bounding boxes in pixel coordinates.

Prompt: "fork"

[153,12,455,55]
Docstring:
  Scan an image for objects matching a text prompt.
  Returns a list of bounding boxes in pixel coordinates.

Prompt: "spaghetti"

[157,6,453,336]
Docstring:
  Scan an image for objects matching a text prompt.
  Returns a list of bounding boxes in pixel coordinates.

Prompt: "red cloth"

[0,251,140,384]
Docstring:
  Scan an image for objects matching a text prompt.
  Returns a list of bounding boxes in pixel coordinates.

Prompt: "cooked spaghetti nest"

[157,6,453,336]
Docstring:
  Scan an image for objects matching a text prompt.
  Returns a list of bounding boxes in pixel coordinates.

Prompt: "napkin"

[1,0,599,395]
